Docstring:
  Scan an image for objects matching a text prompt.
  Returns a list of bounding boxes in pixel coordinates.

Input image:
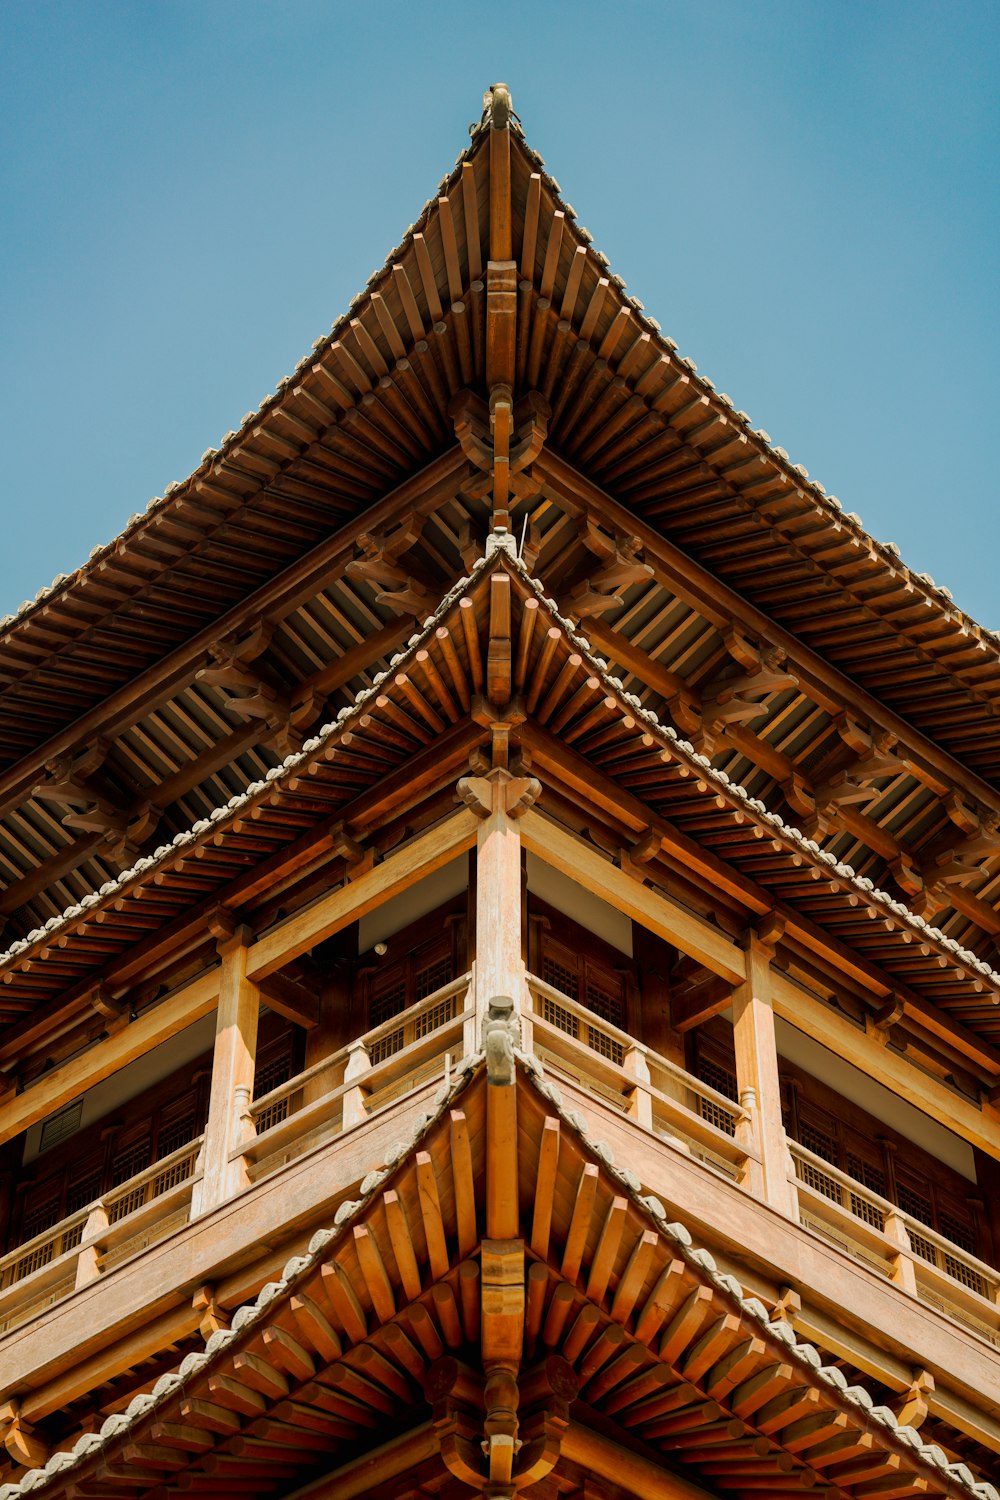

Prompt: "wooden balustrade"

[4,959,997,1364]
[789,1140,1000,1347]
[0,1135,204,1336]
[240,974,474,1180]
[524,973,757,1182]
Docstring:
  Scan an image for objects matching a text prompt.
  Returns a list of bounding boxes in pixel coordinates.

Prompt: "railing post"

[734,1088,766,1197]
[343,1041,372,1128]
[191,920,259,1216]
[624,1044,653,1130]
[884,1210,918,1294]
[459,767,539,1051]
[74,1203,109,1289]
[732,930,797,1217]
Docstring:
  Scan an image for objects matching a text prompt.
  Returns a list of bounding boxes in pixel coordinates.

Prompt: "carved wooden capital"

[457,769,540,820]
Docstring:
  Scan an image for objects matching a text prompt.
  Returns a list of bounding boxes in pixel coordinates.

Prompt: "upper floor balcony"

[0,798,998,1478]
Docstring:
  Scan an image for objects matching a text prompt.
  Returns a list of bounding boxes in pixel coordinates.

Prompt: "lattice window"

[65,1168,102,1218]
[541,995,576,1036]
[416,955,451,1002]
[156,1106,197,1162]
[695,1051,738,1138]
[369,1027,405,1065]
[414,994,459,1039]
[697,1056,738,1103]
[848,1194,885,1231]
[798,1121,838,1166]
[19,1191,62,1245]
[583,966,624,1028]
[370,973,407,1029]
[939,1210,976,1256]
[254,1034,295,1134]
[585,1025,624,1067]
[11,1242,53,1281]
[153,1153,196,1197]
[897,1182,934,1230]
[908,1228,936,1264]
[542,955,577,999]
[847,1152,886,1198]
[111,1139,150,1189]
[799,1159,841,1203]
[109,1184,147,1223]
[941,1253,988,1298]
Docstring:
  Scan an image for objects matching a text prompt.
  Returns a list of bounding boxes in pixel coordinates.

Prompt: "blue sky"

[2,1,997,626]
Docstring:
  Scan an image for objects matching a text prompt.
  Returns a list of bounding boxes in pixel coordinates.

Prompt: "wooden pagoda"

[0,82,998,1500]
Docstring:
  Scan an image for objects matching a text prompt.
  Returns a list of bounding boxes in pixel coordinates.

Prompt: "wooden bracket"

[670,956,734,1033]
[566,517,653,618]
[192,1283,231,1342]
[752,912,787,958]
[429,1358,488,1490]
[330,822,375,882]
[345,522,434,616]
[872,996,905,1032]
[0,1401,49,1470]
[889,1369,935,1430]
[471,694,527,771]
[33,740,159,855]
[457,769,540,821]
[452,387,550,530]
[198,619,318,745]
[770,1286,801,1325]
[256,971,319,1029]
[208,907,253,957]
[31,739,111,806]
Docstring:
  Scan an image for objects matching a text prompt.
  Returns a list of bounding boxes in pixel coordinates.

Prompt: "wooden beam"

[256,972,319,1030]
[518,809,746,985]
[0,967,219,1148]
[274,1421,439,1500]
[0,449,469,829]
[193,928,259,1213]
[561,1420,717,1500]
[535,450,1000,818]
[246,810,478,981]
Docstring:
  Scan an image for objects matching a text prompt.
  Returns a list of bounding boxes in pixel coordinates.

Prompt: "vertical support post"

[624,1044,653,1131]
[74,1203,109,1289]
[343,1040,372,1129]
[193,923,259,1216]
[474,770,529,1034]
[732,932,797,1217]
[884,1210,918,1294]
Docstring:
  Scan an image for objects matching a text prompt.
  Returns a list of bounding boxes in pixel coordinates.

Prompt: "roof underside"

[2,1060,993,1500]
[1,88,1000,1075]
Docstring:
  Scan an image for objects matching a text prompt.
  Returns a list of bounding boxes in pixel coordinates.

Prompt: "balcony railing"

[2,967,997,1361]
[241,973,473,1181]
[790,1141,1000,1347]
[0,1136,203,1336]
[525,973,756,1184]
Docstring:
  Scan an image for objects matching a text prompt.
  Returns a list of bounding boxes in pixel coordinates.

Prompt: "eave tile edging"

[521,1054,997,1500]
[508,550,1000,995]
[0,120,492,640]
[3,544,997,1011]
[0,1054,485,1499]
[0,553,499,977]
[507,118,1000,661]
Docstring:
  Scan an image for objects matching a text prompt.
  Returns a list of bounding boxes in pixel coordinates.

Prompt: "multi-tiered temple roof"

[0,83,998,1500]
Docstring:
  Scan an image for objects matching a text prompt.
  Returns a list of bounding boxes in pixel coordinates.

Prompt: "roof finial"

[486,82,512,130]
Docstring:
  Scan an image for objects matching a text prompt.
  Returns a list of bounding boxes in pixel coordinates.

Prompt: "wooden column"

[464,768,536,1028]
[192,924,259,1216]
[732,931,797,1217]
